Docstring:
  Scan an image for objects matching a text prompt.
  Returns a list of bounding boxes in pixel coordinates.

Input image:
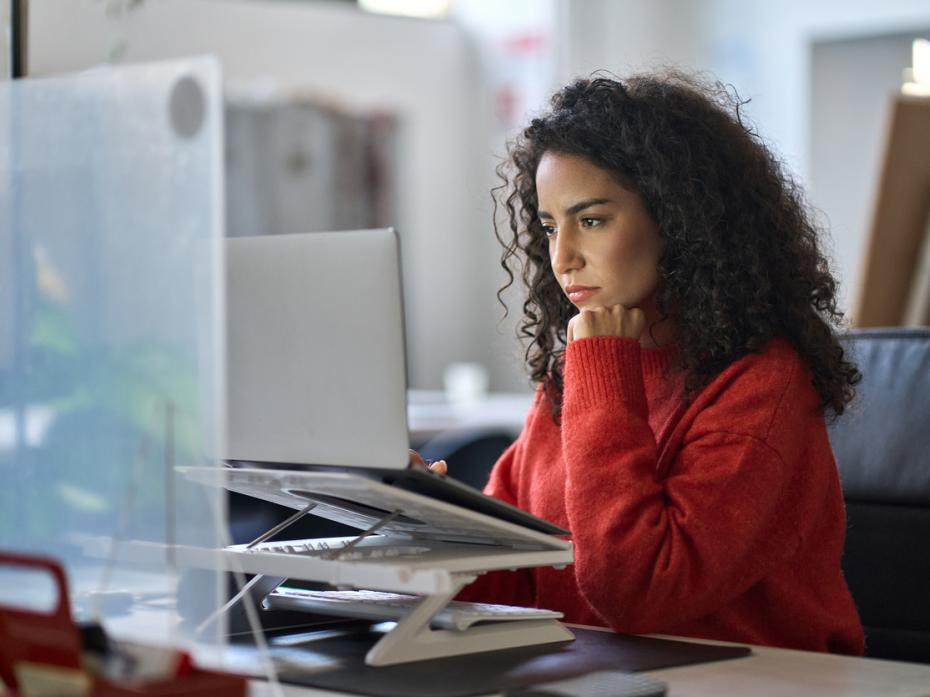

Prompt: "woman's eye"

[580,217,602,229]
[541,224,557,237]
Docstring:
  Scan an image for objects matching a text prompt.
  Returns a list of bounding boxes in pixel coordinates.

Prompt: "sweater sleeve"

[561,336,804,633]
[455,429,537,606]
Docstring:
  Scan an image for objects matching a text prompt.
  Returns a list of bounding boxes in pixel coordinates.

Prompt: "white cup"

[443,362,490,407]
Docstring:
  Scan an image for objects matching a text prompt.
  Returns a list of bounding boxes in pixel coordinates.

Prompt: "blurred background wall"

[22,0,930,392]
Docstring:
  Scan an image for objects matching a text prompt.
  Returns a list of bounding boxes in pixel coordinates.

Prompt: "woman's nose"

[550,231,583,275]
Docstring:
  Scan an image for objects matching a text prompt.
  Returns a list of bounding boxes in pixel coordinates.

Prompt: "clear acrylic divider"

[0,57,229,663]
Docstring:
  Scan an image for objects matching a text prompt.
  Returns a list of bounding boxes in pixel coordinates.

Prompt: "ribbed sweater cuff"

[563,336,647,416]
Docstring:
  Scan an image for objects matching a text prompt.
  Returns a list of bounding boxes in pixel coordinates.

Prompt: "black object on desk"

[235,626,750,697]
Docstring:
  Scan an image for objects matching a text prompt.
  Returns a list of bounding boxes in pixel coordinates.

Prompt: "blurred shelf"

[407,390,533,441]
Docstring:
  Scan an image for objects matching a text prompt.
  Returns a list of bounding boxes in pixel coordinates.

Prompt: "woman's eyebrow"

[538,198,612,219]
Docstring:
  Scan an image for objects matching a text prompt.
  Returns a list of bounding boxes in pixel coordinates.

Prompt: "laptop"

[224,229,568,538]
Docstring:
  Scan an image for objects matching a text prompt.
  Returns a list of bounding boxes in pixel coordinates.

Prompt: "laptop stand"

[345,579,574,666]
[179,466,576,666]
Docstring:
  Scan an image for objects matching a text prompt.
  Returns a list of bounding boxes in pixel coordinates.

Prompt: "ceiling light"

[358,0,451,19]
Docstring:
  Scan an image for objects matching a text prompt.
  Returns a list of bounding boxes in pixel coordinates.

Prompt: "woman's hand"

[567,304,646,342]
[409,449,448,475]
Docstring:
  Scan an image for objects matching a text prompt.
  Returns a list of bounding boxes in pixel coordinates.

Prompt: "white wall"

[699,0,930,314]
[28,0,492,391]
[701,0,930,177]
[559,0,703,82]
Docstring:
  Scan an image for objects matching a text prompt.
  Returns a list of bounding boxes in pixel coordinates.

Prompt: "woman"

[436,72,864,655]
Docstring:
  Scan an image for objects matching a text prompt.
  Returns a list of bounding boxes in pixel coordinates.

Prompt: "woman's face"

[536,151,664,319]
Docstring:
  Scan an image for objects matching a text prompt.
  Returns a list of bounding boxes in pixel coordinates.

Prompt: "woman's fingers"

[409,449,448,475]
[568,305,645,341]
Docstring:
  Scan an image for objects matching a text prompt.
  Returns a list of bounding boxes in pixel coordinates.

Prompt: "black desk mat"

[235,625,751,697]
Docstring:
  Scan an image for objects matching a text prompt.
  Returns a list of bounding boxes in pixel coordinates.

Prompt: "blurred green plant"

[0,290,208,553]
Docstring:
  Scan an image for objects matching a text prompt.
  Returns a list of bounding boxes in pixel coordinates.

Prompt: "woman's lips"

[565,286,600,302]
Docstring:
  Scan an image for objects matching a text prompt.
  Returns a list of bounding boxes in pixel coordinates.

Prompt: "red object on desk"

[0,551,247,697]
[0,552,84,691]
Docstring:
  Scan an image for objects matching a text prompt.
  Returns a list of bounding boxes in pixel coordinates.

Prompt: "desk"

[89,570,930,696]
[247,630,930,697]
[641,634,930,697]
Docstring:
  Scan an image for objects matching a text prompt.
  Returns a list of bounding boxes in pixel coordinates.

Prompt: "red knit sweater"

[459,335,864,655]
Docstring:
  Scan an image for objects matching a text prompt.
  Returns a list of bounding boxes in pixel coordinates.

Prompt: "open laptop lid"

[226,229,410,471]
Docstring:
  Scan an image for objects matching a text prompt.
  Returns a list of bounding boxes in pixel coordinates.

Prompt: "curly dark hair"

[494,71,860,421]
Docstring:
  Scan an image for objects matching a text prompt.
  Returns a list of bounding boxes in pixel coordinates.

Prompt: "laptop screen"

[225,229,410,471]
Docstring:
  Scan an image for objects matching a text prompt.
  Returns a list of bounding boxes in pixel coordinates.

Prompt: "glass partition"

[0,57,226,655]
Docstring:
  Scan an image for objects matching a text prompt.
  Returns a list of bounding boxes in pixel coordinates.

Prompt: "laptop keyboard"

[237,538,430,561]
[265,588,563,632]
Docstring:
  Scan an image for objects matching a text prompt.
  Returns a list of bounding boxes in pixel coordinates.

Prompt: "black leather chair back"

[418,427,514,492]
[828,328,930,663]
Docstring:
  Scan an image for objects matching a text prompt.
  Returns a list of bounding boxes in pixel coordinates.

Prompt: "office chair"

[828,328,930,664]
[418,427,515,492]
